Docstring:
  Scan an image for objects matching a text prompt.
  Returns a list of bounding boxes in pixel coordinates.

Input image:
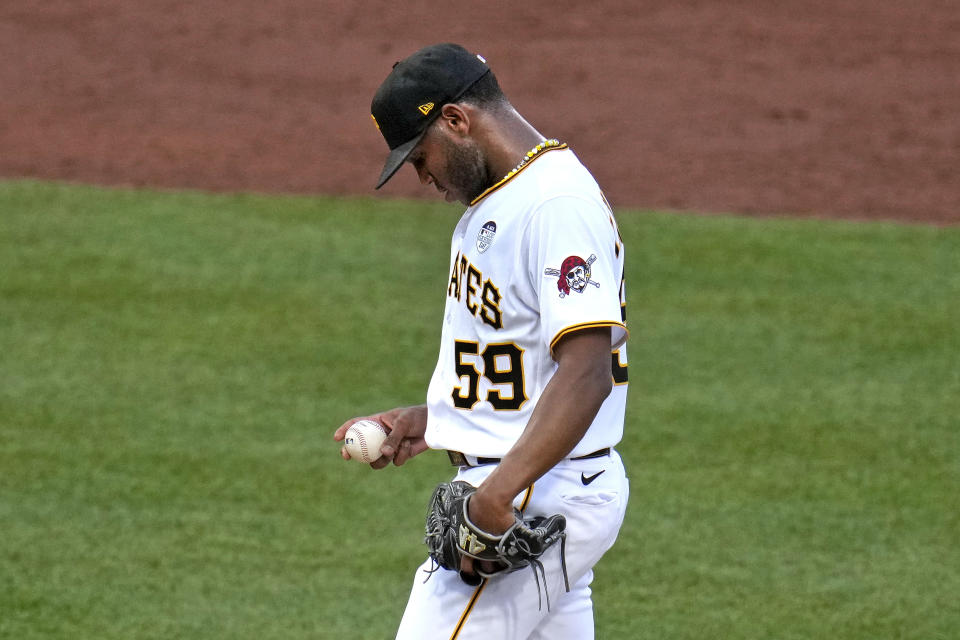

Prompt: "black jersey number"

[451,341,528,411]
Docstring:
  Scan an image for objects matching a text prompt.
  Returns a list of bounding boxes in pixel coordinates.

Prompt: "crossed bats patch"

[544,253,600,298]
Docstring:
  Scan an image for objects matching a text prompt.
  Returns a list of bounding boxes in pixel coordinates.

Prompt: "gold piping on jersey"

[469,142,569,206]
[549,321,629,354]
[449,579,488,640]
[447,485,534,639]
[518,484,535,513]
[612,348,629,386]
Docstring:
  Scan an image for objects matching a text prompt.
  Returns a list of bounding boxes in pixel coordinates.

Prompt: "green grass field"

[1,180,958,639]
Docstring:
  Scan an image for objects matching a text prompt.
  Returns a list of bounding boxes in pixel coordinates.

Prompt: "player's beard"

[442,137,492,205]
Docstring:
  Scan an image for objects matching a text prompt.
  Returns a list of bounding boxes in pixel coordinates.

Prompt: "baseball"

[343,419,388,464]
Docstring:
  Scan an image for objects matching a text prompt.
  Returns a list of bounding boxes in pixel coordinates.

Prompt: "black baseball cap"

[371,43,491,189]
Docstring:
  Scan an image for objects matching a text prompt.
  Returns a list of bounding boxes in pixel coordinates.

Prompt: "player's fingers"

[340,445,352,460]
[479,560,500,574]
[368,423,399,469]
[392,439,414,466]
[459,555,476,579]
[393,438,428,466]
[334,414,388,441]
[369,456,390,470]
[333,417,364,441]
[378,423,408,460]
[408,439,430,457]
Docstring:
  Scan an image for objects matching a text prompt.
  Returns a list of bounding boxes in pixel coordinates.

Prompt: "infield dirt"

[2,1,958,223]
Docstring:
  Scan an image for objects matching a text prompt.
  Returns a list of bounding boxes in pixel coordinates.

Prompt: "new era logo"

[418,102,435,115]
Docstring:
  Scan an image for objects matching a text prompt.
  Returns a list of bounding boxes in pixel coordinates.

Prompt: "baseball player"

[334,43,629,639]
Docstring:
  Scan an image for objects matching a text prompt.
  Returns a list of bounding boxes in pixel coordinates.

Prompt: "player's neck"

[481,109,549,182]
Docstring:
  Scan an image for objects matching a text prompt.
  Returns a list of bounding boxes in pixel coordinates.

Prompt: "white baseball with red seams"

[344,420,388,463]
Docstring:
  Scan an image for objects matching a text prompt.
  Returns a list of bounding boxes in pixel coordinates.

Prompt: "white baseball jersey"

[424,145,628,458]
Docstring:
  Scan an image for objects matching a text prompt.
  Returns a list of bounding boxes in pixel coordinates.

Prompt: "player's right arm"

[334,404,429,468]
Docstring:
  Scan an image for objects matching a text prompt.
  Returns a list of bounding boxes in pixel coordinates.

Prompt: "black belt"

[447,447,611,468]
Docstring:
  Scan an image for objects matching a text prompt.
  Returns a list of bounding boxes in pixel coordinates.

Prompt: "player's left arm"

[467,195,624,538]
[466,325,613,535]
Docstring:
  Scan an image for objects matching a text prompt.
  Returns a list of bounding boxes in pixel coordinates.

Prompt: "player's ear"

[439,103,471,135]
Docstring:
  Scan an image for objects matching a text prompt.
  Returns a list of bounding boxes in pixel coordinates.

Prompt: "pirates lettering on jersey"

[447,251,503,329]
[544,253,600,298]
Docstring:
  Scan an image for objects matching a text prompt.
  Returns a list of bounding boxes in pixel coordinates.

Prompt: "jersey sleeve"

[525,195,628,354]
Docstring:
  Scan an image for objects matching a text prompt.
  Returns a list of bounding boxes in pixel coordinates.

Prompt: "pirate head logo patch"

[477,221,497,253]
[545,254,599,298]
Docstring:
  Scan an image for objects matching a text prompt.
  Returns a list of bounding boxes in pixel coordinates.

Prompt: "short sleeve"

[525,195,627,354]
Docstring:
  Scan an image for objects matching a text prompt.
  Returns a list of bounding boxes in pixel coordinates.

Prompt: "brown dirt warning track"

[2,1,958,223]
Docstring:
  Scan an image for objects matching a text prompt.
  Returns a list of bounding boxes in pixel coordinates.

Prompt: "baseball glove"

[424,480,569,608]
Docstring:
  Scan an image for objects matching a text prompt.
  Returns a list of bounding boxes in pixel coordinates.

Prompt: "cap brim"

[375,130,428,189]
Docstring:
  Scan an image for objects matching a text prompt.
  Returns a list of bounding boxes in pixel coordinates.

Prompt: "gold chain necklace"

[470,139,566,206]
[501,139,562,182]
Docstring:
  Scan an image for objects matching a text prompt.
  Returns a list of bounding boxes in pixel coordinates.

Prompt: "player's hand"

[333,405,429,469]
[458,485,517,578]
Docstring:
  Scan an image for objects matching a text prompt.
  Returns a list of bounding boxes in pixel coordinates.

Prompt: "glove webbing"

[465,500,571,611]
[523,533,569,611]
[423,527,570,612]
[421,482,570,611]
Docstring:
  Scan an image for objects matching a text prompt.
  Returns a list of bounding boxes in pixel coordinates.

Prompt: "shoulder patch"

[477,221,497,253]
[544,254,599,298]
